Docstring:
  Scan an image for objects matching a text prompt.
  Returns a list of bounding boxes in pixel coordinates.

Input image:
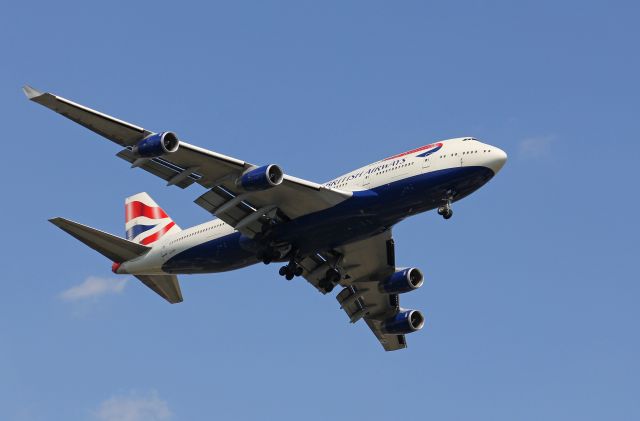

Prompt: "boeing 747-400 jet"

[24,85,506,351]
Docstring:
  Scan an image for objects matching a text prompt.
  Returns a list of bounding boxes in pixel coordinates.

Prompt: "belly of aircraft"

[162,166,494,274]
[272,166,495,252]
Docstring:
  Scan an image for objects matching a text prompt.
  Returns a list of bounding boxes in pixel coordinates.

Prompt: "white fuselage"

[119,137,507,275]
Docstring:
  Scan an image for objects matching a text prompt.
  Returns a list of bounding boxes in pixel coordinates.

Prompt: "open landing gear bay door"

[24,86,351,237]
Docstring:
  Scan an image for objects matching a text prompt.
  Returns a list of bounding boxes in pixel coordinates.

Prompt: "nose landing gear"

[437,203,453,219]
[437,192,454,220]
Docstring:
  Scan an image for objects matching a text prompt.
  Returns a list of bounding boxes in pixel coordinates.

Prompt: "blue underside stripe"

[163,166,495,274]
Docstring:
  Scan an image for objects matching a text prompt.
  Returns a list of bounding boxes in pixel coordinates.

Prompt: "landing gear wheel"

[259,250,276,265]
[326,268,341,284]
[278,248,305,279]
[319,278,335,293]
[317,268,341,293]
[280,261,302,280]
[438,196,453,220]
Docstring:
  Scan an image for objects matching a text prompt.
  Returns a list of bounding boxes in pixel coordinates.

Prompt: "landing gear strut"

[437,203,453,219]
[437,193,454,220]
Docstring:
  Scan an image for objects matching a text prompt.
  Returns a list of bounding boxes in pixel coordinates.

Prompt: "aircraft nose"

[486,146,508,174]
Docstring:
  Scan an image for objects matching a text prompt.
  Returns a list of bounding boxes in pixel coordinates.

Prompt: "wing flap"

[195,187,258,233]
[336,280,408,351]
[116,149,200,189]
[298,253,341,294]
[335,231,395,283]
[365,319,407,352]
[194,176,351,236]
[308,230,414,351]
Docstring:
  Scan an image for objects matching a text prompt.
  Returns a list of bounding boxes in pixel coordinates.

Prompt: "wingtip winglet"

[22,85,43,100]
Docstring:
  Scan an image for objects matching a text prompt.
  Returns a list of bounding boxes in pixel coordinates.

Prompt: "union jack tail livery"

[125,192,181,245]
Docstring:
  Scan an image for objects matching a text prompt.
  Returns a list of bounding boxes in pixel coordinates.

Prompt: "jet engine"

[381,310,425,335]
[379,268,424,294]
[239,164,284,191]
[132,132,180,158]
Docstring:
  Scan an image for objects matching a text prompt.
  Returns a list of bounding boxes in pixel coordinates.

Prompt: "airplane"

[24,85,507,351]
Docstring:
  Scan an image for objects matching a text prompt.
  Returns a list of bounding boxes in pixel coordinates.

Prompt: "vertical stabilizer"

[125,192,181,245]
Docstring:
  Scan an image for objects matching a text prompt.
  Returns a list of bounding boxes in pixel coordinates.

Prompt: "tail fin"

[125,192,181,245]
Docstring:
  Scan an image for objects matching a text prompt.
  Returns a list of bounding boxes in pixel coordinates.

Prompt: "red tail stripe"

[383,142,441,161]
[126,201,169,222]
[140,222,176,245]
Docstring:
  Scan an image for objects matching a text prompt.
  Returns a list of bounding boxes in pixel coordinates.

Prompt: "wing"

[297,230,415,351]
[24,86,351,236]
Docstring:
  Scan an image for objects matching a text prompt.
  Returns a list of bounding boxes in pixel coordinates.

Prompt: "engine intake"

[133,132,180,158]
[379,268,424,294]
[381,310,425,335]
[239,164,284,191]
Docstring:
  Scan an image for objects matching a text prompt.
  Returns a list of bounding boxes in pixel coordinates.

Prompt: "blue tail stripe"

[415,145,442,157]
[126,224,157,240]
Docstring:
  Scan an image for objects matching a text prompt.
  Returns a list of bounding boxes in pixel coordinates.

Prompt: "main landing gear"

[275,248,343,293]
[318,268,341,293]
[277,257,341,294]
[437,193,454,220]
[259,244,291,265]
[279,259,304,281]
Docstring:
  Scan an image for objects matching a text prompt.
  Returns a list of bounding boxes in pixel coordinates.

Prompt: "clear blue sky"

[1,1,638,420]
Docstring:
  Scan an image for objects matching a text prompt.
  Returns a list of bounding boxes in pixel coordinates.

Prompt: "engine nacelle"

[238,164,284,191]
[133,131,180,158]
[379,268,424,294]
[381,310,425,335]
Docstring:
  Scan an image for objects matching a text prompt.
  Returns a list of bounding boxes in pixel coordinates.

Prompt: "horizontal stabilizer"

[135,275,183,304]
[49,217,150,262]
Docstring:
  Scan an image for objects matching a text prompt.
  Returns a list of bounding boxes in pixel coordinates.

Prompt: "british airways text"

[324,158,407,188]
